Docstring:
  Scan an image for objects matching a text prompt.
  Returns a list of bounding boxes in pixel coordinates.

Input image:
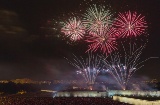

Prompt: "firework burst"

[114,11,147,38]
[102,43,148,90]
[83,4,112,33]
[61,17,85,41]
[66,53,104,89]
[86,26,117,55]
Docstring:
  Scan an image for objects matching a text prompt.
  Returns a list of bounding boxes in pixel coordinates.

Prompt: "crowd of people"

[0,96,53,105]
[52,97,130,105]
[0,96,131,105]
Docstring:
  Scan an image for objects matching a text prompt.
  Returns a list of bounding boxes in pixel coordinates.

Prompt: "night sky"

[0,0,159,81]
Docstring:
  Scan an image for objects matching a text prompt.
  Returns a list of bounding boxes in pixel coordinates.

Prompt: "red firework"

[86,26,117,55]
[114,11,147,38]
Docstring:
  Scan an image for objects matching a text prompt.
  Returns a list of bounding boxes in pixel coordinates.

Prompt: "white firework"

[61,17,85,41]
[102,43,151,90]
[66,53,104,87]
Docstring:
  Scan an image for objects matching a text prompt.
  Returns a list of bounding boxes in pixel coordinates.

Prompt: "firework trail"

[102,43,149,90]
[83,4,112,33]
[61,17,85,41]
[114,11,147,38]
[65,53,104,89]
[86,25,118,55]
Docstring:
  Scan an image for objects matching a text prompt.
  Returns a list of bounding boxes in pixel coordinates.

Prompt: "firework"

[83,4,112,33]
[114,11,147,38]
[61,17,85,41]
[102,43,148,90]
[86,26,117,55]
[66,53,104,89]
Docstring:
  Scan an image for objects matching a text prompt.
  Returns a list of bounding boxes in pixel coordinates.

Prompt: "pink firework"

[114,11,147,38]
[86,26,117,55]
[61,17,85,41]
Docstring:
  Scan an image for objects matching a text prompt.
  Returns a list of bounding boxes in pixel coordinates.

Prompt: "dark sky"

[0,0,159,81]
